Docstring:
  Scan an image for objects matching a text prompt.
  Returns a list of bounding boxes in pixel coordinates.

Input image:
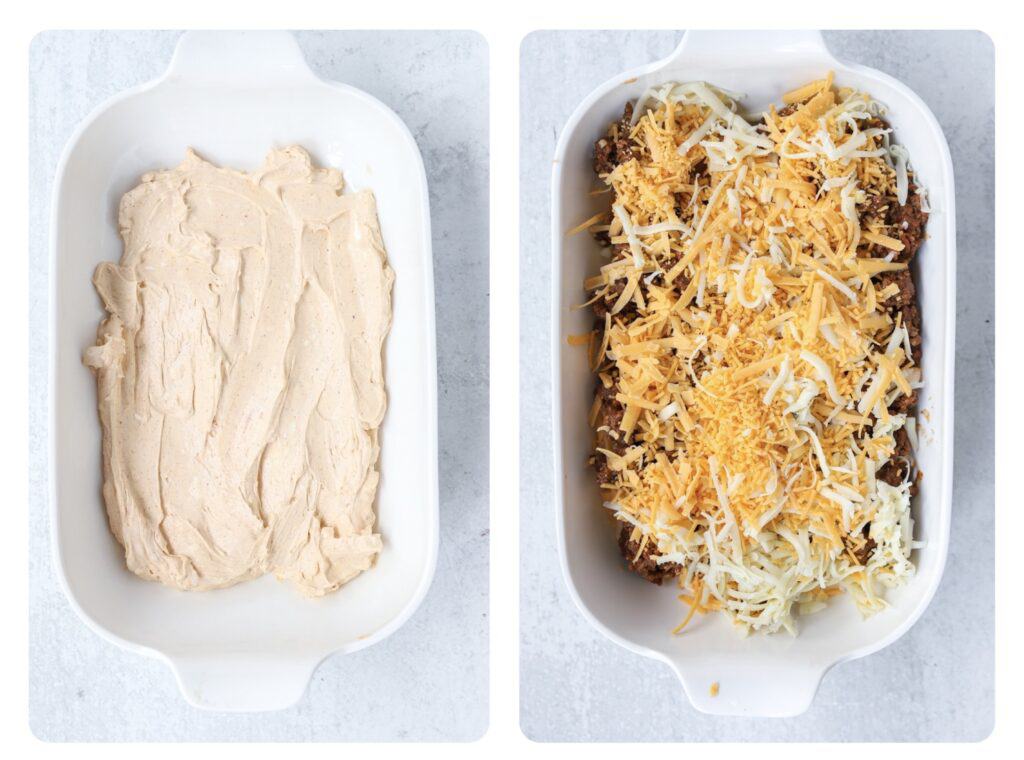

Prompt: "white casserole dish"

[50,31,438,712]
[551,30,955,717]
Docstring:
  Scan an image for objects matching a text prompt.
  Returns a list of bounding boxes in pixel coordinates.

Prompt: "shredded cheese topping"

[584,76,924,636]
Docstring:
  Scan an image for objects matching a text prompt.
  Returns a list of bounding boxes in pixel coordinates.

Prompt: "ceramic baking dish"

[50,31,438,712]
[551,30,955,717]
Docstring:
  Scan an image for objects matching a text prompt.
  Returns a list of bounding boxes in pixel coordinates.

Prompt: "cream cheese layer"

[84,146,393,596]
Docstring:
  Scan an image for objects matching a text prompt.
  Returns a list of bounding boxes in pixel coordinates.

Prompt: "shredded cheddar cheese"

[585,78,924,636]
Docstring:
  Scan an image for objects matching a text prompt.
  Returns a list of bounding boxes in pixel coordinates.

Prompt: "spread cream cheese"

[83,146,393,596]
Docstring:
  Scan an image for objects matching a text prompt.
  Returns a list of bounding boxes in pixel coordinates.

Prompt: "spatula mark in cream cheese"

[83,146,393,596]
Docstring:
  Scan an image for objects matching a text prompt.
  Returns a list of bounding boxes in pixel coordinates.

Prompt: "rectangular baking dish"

[49,31,438,712]
[551,30,955,717]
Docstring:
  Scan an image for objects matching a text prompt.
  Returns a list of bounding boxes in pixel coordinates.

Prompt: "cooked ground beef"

[877,427,913,486]
[593,381,627,486]
[861,186,927,263]
[889,387,918,415]
[893,425,912,462]
[592,281,639,322]
[591,248,691,322]
[855,118,928,262]
[871,271,920,488]
[850,525,877,565]
[876,269,922,364]
[591,291,612,319]
[617,523,683,585]
[877,269,916,309]
[691,157,708,180]
[860,191,891,226]
[594,140,614,177]
[874,270,920,486]
[593,102,635,176]
[901,299,922,364]
[888,184,928,262]
[850,122,925,493]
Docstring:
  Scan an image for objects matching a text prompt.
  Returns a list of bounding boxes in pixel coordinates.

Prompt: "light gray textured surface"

[519,30,993,742]
[29,30,489,741]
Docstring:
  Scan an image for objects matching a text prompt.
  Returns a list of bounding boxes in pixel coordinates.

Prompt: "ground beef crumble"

[864,179,926,491]
[876,269,922,364]
[877,427,914,488]
[592,380,626,486]
[593,102,635,176]
[887,186,928,262]
[849,525,877,566]
[617,523,683,584]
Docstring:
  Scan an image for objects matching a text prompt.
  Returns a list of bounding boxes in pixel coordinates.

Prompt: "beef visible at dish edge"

[617,523,683,585]
[590,103,689,583]
[857,177,927,494]
[593,380,626,486]
[593,102,635,176]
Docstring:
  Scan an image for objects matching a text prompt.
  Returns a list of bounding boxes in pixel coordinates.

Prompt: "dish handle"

[163,30,321,88]
[666,30,838,67]
[167,652,322,712]
[668,657,828,717]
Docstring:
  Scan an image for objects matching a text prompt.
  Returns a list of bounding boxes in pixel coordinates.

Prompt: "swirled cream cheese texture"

[83,146,393,596]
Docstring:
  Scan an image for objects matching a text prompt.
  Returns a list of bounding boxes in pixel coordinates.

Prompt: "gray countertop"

[519,30,993,742]
[29,30,489,741]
